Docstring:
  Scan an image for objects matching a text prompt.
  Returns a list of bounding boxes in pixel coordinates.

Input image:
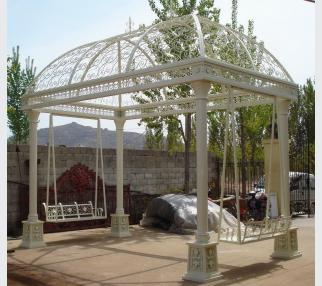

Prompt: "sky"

[7,0,315,134]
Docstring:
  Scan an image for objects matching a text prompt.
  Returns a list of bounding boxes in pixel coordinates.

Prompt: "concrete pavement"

[7,216,314,286]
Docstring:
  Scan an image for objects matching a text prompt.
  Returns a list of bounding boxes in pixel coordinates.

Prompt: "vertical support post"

[276,100,291,217]
[116,117,125,215]
[183,81,221,283]
[28,111,39,222]
[110,115,131,237]
[272,99,301,259]
[21,111,46,248]
[195,81,210,241]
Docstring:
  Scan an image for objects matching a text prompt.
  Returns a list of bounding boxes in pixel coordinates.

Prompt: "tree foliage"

[140,0,313,194]
[289,78,315,172]
[148,0,220,22]
[7,46,36,144]
[139,0,220,150]
[208,0,270,164]
[136,0,220,193]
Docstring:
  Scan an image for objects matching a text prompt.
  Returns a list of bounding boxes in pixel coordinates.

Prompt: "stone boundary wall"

[7,144,217,236]
[7,144,217,194]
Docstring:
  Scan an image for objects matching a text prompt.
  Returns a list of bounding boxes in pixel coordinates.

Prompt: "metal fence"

[210,160,265,197]
[210,155,315,216]
[289,146,315,215]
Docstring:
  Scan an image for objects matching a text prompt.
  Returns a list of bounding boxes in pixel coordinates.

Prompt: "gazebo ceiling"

[22,14,298,120]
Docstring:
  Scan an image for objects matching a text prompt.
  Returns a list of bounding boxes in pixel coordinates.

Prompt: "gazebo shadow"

[41,225,193,248]
[213,261,283,286]
[8,226,285,286]
[8,255,284,286]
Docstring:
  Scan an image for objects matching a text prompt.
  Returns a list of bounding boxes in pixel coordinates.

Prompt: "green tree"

[136,0,220,193]
[207,0,273,196]
[7,46,36,144]
[289,78,315,172]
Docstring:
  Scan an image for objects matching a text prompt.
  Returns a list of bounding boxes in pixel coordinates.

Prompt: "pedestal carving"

[20,220,46,249]
[271,227,302,259]
[183,238,222,283]
[110,214,131,237]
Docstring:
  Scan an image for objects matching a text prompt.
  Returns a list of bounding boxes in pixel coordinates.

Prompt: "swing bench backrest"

[220,216,291,244]
[243,216,291,240]
[43,201,104,222]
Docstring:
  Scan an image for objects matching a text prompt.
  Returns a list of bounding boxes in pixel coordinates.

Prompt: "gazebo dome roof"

[31,14,293,93]
[23,14,297,119]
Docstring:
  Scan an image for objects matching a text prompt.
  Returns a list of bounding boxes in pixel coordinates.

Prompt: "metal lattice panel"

[23,14,298,118]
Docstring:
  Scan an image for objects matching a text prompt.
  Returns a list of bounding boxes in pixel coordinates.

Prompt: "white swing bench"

[43,201,105,222]
[218,94,292,245]
[219,216,292,244]
[44,115,107,223]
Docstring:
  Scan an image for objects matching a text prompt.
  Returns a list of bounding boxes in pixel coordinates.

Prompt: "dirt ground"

[7,216,314,286]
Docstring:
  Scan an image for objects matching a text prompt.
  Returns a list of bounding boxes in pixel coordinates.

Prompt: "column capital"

[27,110,40,123]
[114,117,125,130]
[276,99,291,115]
[191,81,211,99]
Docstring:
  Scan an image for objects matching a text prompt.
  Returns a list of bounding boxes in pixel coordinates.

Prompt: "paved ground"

[7,216,314,286]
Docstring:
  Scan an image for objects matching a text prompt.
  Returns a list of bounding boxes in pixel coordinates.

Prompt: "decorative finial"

[126,17,134,33]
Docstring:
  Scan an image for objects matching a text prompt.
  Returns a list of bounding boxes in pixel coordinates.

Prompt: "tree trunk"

[251,142,256,186]
[215,157,221,198]
[184,113,192,194]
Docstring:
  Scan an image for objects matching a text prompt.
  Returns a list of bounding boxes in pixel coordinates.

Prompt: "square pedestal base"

[110,214,131,237]
[183,240,222,283]
[271,227,302,260]
[20,220,46,249]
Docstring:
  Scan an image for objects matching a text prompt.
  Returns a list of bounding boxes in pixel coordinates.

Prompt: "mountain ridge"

[37,122,146,149]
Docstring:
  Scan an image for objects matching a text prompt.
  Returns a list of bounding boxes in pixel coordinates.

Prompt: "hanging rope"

[52,116,57,217]
[230,92,242,243]
[218,91,232,242]
[95,119,99,215]
[218,88,242,242]
[46,114,58,220]
[265,99,277,219]
[46,116,51,210]
[98,119,107,217]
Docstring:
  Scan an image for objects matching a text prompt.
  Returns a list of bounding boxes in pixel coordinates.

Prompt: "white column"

[110,116,130,237]
[28,111,39,221]
[272,99,301,260]
[116,118,125,215]
[21,111,46,248]
[183,81,221,283]
[194,81,211,242]
[276,100,291,216]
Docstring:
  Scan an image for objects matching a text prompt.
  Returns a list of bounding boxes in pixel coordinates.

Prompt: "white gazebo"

[21,14,300,282]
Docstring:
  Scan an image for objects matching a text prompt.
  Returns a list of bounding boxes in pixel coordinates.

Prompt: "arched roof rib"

[23,14,297,115]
